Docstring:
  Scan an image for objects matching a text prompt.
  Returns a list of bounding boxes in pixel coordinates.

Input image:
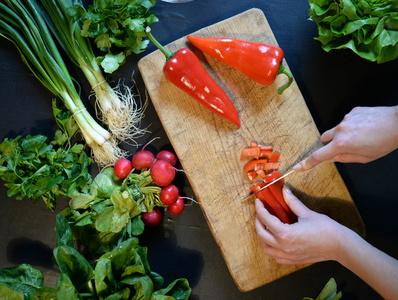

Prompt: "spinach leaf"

[55,273,83,300]
[153,278,192,300]
[0,264,44,300]
[0,284,24,300]
[0,214,191,300]
[56,213,75,248]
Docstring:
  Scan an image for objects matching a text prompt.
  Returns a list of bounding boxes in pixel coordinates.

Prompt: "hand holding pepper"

[187,35,293,95]
[145,27,240,127]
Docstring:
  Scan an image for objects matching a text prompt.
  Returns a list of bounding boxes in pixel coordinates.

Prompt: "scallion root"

[91,139,127,167]
[92,79,149,145]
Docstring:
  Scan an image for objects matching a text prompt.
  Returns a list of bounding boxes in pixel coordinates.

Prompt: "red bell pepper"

[241,145,274,159]
[250,184,277,218]
[145,28,240,127]
[253,182,293,224]
[243,159,280,173]
[187,35,294,95]
[264,171,297,223]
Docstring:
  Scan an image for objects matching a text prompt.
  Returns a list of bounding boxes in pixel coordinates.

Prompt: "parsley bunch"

[0,101,92,211]
[75,0,159,73]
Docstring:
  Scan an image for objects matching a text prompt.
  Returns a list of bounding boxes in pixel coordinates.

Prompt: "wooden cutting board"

[138,8,365,292]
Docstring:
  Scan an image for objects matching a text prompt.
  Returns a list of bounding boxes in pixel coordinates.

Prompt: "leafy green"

[75,0,159,73]
[308,0,398,63]
[63,166,162,257]
[0,264,44,300]
[303,278,342,300]
[0,214,191,300]
[0,101,92,211]
[0,0,118,167]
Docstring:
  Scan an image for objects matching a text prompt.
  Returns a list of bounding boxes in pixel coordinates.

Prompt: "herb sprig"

[75,0,159,73]
[0,101,92,211]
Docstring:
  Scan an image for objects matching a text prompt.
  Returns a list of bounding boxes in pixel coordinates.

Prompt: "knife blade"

[242,169,295,201]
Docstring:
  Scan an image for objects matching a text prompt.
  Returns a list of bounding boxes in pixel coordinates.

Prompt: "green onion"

[0,0,123,166]
[36,0,148,144]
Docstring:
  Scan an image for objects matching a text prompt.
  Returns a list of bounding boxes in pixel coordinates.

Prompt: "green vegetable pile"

[0,214,191,300]
[63,166,164,257]
[308,0,398,63]
[0,101,92,211]
[76,0,159,73]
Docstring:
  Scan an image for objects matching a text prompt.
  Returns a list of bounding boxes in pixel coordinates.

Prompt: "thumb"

[293,143,337,172]
[283,187,309,217]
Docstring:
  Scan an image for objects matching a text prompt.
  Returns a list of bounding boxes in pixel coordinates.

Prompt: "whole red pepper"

[145,28,240,127]
[187,35,293,95]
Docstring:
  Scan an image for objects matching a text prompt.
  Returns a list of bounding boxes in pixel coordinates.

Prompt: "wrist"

[330,224,361,264]
[391,105,398,145]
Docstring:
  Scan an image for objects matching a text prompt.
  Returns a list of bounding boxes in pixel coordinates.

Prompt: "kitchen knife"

[242,169,295,200]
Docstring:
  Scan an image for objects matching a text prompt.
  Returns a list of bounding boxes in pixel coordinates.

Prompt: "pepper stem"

[145,27,175,61]
[277,64,294,95]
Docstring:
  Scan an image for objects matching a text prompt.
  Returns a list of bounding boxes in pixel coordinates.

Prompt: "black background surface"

[1,0,398,299]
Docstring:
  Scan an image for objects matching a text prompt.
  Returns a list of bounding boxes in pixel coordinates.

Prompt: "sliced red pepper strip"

[241,147,261,159]
[247,170,257,181]
[146,28,240,127]
[249,141,258,148]
[260,145,273,151]
[243,160,280,173]
[241,146,274,159]
[250,183,277,218]
[255,169,266,179]
[263,171,297,223]
[259,150,273,159]
[268,152,280,163]
[257,184,293,224]
[187,35,294,95]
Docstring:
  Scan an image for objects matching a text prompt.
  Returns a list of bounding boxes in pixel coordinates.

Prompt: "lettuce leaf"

[309,0,398,63]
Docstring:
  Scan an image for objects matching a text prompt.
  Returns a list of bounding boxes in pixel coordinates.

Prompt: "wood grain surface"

[138,8,365,292]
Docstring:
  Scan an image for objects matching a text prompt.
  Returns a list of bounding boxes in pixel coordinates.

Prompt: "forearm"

[337,228,398,300]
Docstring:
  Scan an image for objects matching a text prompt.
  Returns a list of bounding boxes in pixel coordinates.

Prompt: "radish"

[150,159,176,187]
[156,150,178,167]
[113,158,133,179]
[141,207,162,227]
[132,149,155,170]
[160,184,179,205]
[167,197,185,215]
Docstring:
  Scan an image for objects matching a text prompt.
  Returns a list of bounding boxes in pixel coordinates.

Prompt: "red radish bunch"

[113,144,192,228]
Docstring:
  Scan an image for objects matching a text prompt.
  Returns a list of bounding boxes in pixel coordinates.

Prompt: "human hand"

[255,187,348,265]
[294,106,398,171]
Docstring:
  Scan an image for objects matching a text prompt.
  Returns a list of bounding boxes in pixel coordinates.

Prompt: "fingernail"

[293,162,302,171]
[283,186,291,194]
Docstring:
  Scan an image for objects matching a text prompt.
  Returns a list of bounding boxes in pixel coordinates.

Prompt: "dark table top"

[1,1,398,299]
